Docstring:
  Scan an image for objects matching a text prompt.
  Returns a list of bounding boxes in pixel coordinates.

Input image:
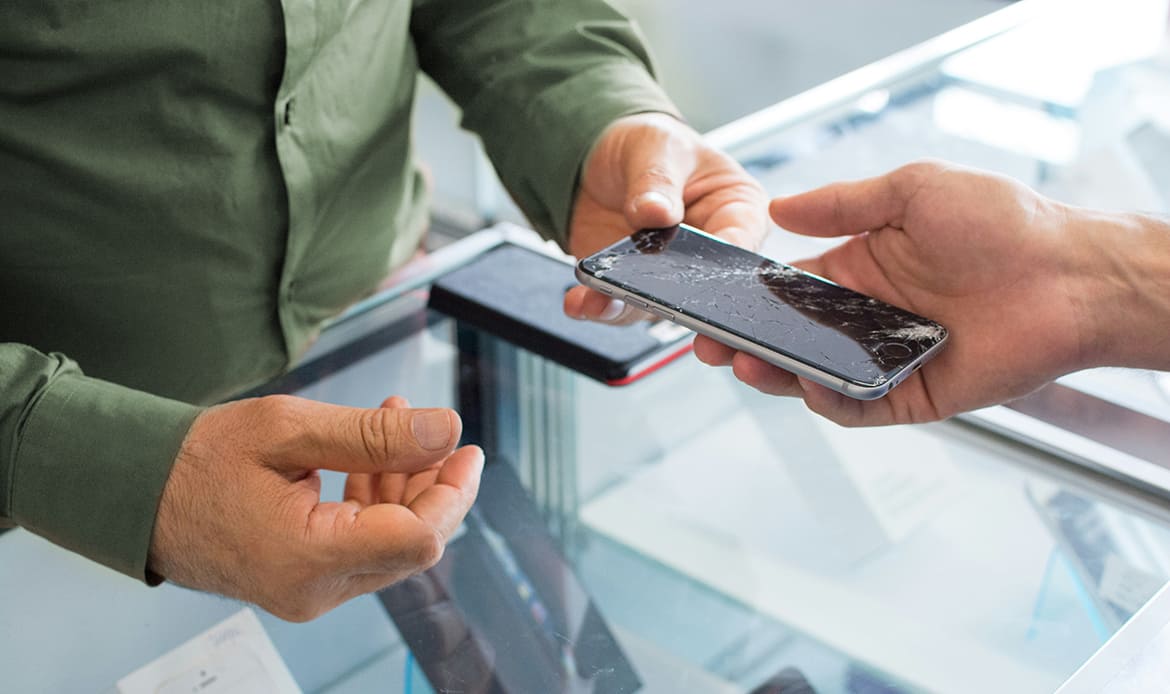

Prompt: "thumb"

[622,137,693,231]
[334,444,484,575]
[258,397,462,475]
[769,163,926,239]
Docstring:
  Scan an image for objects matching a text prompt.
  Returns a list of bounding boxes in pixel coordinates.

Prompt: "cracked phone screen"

[579,225,947,386]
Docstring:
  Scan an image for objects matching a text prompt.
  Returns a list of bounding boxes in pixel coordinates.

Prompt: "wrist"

[1068,208,1170,371]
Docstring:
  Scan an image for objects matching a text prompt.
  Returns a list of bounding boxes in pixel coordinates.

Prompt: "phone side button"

[650,306,675,320]
[623,296,650,310]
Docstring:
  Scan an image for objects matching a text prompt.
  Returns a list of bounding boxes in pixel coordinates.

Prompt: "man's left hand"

[563,113,767,324]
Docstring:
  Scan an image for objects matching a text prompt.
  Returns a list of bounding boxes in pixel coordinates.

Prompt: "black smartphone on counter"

[428,242,692,386]
[576,224,948,400]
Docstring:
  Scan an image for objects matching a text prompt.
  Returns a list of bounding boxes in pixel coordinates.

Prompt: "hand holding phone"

[576,224,948,399]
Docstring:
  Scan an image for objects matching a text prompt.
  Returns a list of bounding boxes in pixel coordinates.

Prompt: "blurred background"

[412,0,1016,229]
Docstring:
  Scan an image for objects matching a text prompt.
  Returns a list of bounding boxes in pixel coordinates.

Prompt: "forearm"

[1071,209,1170,371]
[410,0,678,243]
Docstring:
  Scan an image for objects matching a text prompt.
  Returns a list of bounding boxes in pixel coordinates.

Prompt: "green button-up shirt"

[0,0,675,580]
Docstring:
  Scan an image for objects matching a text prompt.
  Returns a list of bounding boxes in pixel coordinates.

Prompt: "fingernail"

[412,410,453,451]
[634,191,673,214]
[598,298,627,322]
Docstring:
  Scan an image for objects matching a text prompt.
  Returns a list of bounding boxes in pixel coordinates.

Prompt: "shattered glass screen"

[579,225,947,386]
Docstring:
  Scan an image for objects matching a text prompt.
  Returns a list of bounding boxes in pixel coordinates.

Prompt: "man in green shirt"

[0,0,766,620]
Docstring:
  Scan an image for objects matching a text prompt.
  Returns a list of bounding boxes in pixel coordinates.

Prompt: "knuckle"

[415,529,446,570]
[258,394,298,417]
[892,162,924,187]
[256,589,308,622]
[263,575,336,623]
[253,395,302,437]
[358,408,396,464]
[730,359,750,382]
[636,165,677,189]
[896,159,942,186]
[903,158,941,173]
[261,596,318,623]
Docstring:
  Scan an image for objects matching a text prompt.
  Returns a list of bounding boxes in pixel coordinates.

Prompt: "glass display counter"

[5,221,1170,693]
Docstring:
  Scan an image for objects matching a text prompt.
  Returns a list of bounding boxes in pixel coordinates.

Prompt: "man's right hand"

[694,160,1160,426]
[147,394,483,622]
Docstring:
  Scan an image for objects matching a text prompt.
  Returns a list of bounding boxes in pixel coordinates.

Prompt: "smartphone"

[428,242,692,386]
[576,224,948,399]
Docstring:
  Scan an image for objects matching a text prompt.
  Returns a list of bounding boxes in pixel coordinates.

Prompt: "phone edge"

[575,263,940,401]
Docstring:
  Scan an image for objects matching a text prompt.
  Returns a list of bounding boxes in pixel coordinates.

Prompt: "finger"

[361,397,411,503]
[402,466,443,507]
[358,396,410,503]
[330,445,484,574]
[381,395,410,409]
[797,377,897,427]
[797,378,866,426]
[701,221,764,254]
[769,162,940,238]
[622,128,695,230]
[564,286,651,325]
[786,254,829,278]
[324,406,460,472]
[377,471,412,505]
[264,397,462,475]
[376,464,441,506]
[406,445,485,543]
[694,337,804,398]
[344,473,377,505]
[693,194,769,252]
[692,335,736,366]
[562,285,590,320]
[730,352,803,397]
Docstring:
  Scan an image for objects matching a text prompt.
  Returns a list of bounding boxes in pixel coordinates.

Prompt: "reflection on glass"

[380,463,641,694]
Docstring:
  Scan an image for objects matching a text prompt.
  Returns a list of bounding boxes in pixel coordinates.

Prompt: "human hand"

[695,160,1103,425]
[563,112,767,324]
[148,394,483,622]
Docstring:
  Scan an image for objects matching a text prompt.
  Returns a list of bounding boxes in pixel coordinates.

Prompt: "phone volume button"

[623,296,649,310]
[650,306,674,320]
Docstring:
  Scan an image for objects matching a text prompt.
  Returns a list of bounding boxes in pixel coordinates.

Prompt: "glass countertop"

[6,224,1170,693]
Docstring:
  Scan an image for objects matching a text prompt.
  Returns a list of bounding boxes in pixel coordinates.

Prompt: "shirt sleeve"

[410,0,682,245]
[0,343,202,581]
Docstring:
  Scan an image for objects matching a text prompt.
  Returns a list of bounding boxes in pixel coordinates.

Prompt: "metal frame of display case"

[704,0,1062,151]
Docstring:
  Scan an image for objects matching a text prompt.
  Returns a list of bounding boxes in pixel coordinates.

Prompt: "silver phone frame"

[575,243,948,401]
